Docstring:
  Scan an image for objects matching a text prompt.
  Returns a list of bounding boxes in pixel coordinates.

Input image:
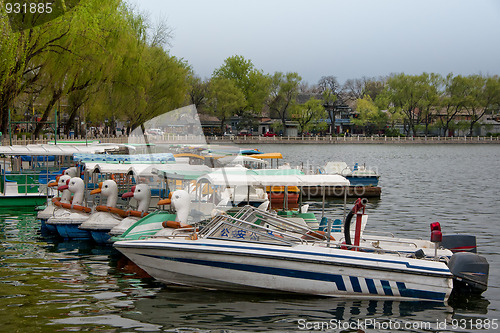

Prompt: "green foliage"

[267,71,302,135]
[212,55,270,114]
[2,2,498,138]
[291,98,326,134]
[0,0,189,135]
[353,95,388,134]
[207,77,246,131]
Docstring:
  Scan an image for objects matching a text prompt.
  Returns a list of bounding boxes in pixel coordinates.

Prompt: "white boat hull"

[79,211,122,231]
[115,239,453,302]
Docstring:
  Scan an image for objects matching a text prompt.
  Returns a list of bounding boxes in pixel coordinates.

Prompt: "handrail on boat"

[337,235,420,249]
[326,242,406,257]
[362,230,395,238]
[201,213,307,246]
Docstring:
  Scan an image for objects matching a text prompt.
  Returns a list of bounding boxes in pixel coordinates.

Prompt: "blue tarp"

[20,155,56,162]
[73,153,175,163]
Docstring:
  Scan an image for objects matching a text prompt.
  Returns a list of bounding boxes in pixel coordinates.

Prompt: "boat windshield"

[200,205,321,246]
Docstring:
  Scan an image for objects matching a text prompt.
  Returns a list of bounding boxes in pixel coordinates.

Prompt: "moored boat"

[0,144,118,207]
[114,199,489,301]
[78,179,125,243]
[301,161,382,198]
[46,177,92,240]
[114,207,454,302]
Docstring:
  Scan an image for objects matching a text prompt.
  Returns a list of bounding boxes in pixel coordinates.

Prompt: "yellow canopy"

[173,153,205,160]
[247,153,283,159]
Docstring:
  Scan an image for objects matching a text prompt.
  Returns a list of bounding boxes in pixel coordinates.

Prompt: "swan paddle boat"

[79,179,126,244]
[38,174,72,233]
[108,184,152,237]
[37,167,79,221]
[46,177,92,240]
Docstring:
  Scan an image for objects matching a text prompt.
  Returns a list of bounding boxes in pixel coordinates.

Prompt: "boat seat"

[319,218,342,232]
[287,217,308,227]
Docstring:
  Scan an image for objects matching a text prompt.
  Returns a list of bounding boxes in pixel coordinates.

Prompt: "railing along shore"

[2,134,500,146]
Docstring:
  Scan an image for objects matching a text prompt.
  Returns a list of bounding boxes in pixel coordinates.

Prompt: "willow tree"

[384,73,435,136]
[352,95,388,135]
[85,4,189,133]
[438,74,470,136]
[212,55,270,116]
[0,6,75,133]
[0,0,136,137]
[206,77,246,133]
[187,75,209,111]
[267,72,302,136]
[463,75,500,136]
[290,97,326,135]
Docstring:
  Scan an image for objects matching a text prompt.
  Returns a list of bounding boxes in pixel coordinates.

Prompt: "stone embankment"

[3,134,499,146]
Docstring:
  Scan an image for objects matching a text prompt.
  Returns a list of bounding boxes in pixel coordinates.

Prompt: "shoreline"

[2,135,499,146]
[206,136,500,145]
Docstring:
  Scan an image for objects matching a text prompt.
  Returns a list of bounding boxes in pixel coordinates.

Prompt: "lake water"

[0,144,499,332]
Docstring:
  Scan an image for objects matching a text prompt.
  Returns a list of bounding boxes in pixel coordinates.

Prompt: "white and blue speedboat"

[114,209,454,302]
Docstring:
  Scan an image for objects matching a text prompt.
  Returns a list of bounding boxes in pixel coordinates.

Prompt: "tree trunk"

[33,88,62,137]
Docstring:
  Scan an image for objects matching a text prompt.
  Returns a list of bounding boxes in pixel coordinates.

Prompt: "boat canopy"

[74,152,175,163]
[253,168,302,176]
[86,162,211,179]
[197,169,350,187]
[173,153,206,160]
[247,153,283,160]
[0,144,120,156]
[152,165,212,180]
[217,155,269,166]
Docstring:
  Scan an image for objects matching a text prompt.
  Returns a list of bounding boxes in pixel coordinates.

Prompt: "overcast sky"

[128,0,500,85]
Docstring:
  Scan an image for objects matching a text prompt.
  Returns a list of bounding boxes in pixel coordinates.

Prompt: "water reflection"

[124,289,455,331]
[0,144,499,332]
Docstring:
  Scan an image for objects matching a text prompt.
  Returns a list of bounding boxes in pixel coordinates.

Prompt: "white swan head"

[50,175,72,203]
[63,167,78,178]
[59,177,85,206]
[91,179,118,198]
[49,174,70,189]
[171,190,190,226]
[91,179,119,207]
[121,184,151,212]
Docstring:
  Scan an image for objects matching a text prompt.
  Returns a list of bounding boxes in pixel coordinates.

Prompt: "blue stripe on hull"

[381,280,393,296]
[350,276,361,293]
[396,282,444,302]
[141,254,446,301]
[365,278,378,294]
[132,241,451,274]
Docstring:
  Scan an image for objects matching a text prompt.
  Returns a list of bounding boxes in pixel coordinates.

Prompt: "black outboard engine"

[448,252,489,294]
[442,234,477,253]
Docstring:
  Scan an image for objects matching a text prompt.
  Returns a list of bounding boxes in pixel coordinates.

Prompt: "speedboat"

[79,179,125,244]
[115,203,489,301]
[46,177,91,240]
[114,206,453,302]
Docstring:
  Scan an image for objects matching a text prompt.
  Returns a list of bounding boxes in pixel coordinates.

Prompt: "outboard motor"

[442,234,477,253]
[448,252,489,294]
